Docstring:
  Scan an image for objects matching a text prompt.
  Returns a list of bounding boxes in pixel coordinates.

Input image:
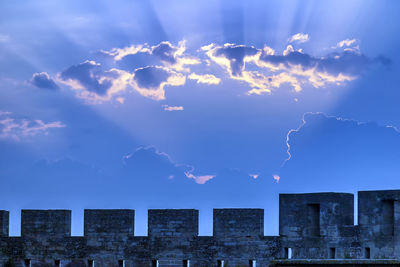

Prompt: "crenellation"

[148,209,198,238]
[84,209,135,237]
[213,208,264,238]
[0,210,9,237]
[358,191,400,241]
[20,210,71,237]
[279,193,354,239]
[2,190,400,266]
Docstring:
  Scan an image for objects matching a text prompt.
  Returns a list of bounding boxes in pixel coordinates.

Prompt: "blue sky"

[1,0,400,236]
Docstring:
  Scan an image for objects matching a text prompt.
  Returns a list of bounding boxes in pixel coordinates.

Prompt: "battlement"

[358,190,400,239]
[148,209,198,237]
[1,189,400,267]
[20,209,71,237]
[279,192,354,238]
[84,209,135,237]
[0,210,9,236]
[213,208,264,237]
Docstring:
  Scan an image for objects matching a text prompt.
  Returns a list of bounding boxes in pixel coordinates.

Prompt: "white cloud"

[0,112,65,141]
[58,61,187,103]
[163,105,184,111]
[249,174,259,179]
[335,39,357,48]
[100,44,151,61]
[102,40,201,72]
[203,41,368,95]
[188,73,221,85]
[49,39,387,104]
[283,45,294,56]
[288,33,309,44]
[202,43,274,93]
[185,172,216,184]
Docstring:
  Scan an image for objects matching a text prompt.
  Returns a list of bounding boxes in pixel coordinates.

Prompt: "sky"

[1,0,400,236]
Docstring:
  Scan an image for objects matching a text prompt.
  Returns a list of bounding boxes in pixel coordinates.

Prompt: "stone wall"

[1,190,400,267]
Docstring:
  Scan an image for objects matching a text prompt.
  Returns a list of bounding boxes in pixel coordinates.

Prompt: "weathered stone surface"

[213,209,264,238]
[0,211,8,237]
[148,209,198,238]
[84,209,135,237]
[1,190,400,266]
[21,210,71,238]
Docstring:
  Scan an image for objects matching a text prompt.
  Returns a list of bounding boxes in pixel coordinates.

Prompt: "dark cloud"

[120,146,265,205]
[214,45,259,76]
[30,72,59,90]
[123,146,191,181]
[133,66,170,89]
[282,112,400,191]
[261,51,316,70]
[205,43,392,93]
[60,61,113,95]
[100,41,196,72]
[260,50,391,76]
[151,42,178,64]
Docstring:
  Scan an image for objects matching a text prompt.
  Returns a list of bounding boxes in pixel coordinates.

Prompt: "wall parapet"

[1,189,400,267]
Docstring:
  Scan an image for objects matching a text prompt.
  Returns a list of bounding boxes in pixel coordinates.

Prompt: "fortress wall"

[0,211,9,236]
[213,208,264,237]
[358,190,400,239]
[148,209,198,237]
[84,209,135,237]
[279,193,354,238]
[1,190,400,266]
[358,190,400,258]
[20,210,71,237]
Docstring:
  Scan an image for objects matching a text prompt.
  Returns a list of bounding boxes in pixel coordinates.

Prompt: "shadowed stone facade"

[1,190,400,267]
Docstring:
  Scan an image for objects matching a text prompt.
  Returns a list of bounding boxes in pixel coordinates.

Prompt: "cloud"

[58,61,186,103]
[202,43,260,76]
[45,39,391,104]
[203,42,389,95]
[163,105,184,111]
[256,48,370,85]
[185,172,216,184]
[331,39,360,53]
[202,43,275,93]
[123,146,189,179]
[58,60,132,103]
[0,111,65,141]
[148,40,201,72]
[132,66,185,101]
[335,39,357,48]
[123,146,215,184]
[100,44,151,61]
[30,72,59,90]
[283,112,400,166]
[59,60,114,95]
[282,44,296,56]
[249,174,259,179]
[151,41,182,64]
[102,40,200,72]
[280,112,400,190]
[188,73,221,85]
[288,33,309,44]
